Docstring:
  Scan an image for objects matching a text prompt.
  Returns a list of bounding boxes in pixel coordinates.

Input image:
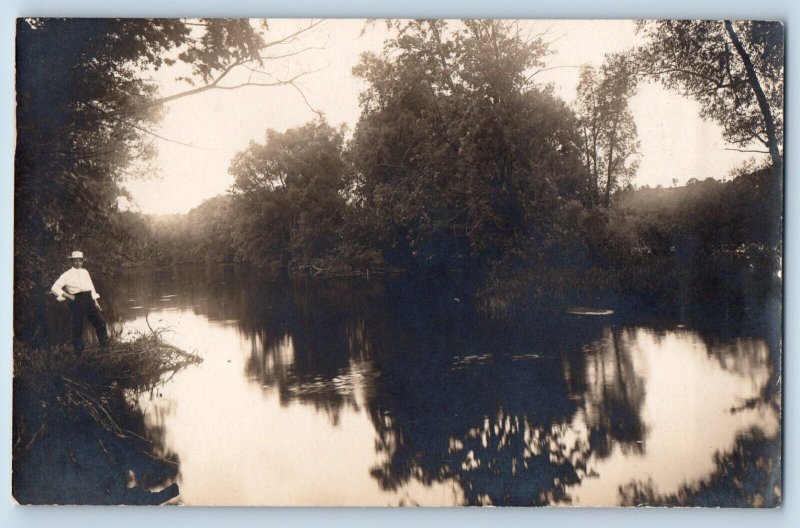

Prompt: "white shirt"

[51,268,100,301]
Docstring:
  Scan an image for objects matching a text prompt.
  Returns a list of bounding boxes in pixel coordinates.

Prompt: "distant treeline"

[481,167,781,314]
[118,163,782,309]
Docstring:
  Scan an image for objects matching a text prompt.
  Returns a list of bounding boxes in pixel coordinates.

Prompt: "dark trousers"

[68,292,108,351]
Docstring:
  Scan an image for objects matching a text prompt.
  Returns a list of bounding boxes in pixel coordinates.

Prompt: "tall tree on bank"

[14,18,319,342]
[350,20,585,270]
[228,120,348,267]
[575,54,640,207]
[635,20,784,172]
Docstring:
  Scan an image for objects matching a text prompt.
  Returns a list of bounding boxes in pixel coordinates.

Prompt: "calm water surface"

[102,265,779,506]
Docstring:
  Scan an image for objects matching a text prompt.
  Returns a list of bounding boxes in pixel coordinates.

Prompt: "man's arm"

[85,270,101,300]
[85,270,101,309]
[51,271,70,301]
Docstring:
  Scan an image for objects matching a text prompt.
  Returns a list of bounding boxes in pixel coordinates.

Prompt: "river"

[96,264,779,506]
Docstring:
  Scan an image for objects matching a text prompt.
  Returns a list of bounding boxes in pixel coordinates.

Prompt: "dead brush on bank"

[12,332,202,459]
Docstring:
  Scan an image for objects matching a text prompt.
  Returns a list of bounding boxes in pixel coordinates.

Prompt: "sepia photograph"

[12,17,783,507]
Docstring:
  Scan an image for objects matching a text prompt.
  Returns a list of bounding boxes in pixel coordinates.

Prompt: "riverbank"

[12,334,202,505]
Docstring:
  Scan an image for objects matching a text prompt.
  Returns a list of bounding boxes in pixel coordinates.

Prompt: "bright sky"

[124,19,768,215]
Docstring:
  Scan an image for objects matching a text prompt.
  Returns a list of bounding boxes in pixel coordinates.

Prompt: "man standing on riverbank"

[51,251,108,352]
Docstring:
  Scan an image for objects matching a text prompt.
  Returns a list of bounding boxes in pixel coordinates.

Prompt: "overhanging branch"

[724,148,770,154]
[116,20,327,117]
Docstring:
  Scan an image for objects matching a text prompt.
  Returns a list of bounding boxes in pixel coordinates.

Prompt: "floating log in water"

[565,306,615,316]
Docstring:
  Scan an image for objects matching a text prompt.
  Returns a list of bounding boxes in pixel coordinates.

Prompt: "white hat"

[68,251,84,259]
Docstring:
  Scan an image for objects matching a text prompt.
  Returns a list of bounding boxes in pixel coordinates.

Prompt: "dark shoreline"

[12,337,202,505]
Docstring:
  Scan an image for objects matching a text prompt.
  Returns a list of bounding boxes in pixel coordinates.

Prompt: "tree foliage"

[15,18,265,340]
[575,54,640,207]
[349,20,585,270]
[228,120,348,267]
[635,20,784,169]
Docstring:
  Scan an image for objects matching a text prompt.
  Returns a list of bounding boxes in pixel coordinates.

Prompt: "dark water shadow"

[98,265,780,506]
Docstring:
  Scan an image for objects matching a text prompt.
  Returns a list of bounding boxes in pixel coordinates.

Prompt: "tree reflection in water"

[362,309,647,505]
[224,272,650,505]
[581,329,647,458]
[109,266,779,506]
[618,429,781,507]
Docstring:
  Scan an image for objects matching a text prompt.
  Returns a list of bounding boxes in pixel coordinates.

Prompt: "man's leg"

[86,303,109,349]
[68,300,85,352]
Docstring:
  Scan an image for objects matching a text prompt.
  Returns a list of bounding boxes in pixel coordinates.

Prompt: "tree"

[228,120,348,267]
[350,20,585,270]
[635,20,784,171]
[14,18,319,342]
[575,54,640,207]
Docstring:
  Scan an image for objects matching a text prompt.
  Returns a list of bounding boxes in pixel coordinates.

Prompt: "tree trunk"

[582,126,596,201]
[591,127,600,203]
[604,112,620,208]
[724,20,782,172]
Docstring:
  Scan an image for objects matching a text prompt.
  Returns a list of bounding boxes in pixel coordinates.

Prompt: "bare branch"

[118,37,325,116]
[71,20,327,132]
[51,146,121,161]
[634,67,729,89]
[255,47,325,61]
[525,64,582,83]
[116,166,153,180]
[724,148,770,154]
[287,81,324,118]
[242,64,273,81]
[125,123,215,151]
[211,68,321,91]
[144,58,244,109]
[262,19,326,50]
[83,102,215,151]
[682,81,746,97]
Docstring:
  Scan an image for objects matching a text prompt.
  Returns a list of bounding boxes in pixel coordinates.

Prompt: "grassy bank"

[12,334,202,505]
